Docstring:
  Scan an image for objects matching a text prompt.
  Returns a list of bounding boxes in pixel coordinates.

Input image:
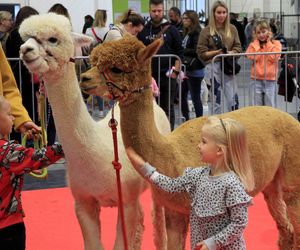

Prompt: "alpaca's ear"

[71,32,93,47]
[137,39,162,64]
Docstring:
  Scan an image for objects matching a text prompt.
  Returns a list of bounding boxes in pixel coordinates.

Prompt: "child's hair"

[202,116,255,192]
[253,20,272,38]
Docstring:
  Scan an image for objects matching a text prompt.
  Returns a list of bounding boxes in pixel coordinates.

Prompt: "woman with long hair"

[181,10,205,121]
[6,6,39,143]
[104,9,145,41]
[197,0,241,114]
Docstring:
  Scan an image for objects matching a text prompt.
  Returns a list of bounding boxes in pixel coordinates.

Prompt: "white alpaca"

[19,13,170,250]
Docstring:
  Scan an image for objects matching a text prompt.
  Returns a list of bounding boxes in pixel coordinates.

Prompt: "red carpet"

[23,188,278,250]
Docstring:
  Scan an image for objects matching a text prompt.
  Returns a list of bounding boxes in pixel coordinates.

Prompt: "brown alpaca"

[81,35,300,250]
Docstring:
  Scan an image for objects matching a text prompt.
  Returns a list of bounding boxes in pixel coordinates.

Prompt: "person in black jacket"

[230,12,245,50]
[181,10,205,121]
[168,7,184,39]
[137,0,183,130]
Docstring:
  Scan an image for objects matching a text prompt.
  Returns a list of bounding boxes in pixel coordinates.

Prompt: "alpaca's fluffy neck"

[121,88,191,213]
[44,63,96,157]
[121,90,162,146]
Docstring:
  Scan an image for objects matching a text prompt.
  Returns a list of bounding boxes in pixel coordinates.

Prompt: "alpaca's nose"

[20,46,34,55]
[20,38,39,55]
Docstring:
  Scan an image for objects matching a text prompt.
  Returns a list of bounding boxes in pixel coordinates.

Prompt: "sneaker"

[99,111,104,118]
[93,110,104,118]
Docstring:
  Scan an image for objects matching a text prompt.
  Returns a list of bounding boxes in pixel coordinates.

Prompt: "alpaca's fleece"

[19,14,74,73]
[19,13,170,250]
[81,35,300,250]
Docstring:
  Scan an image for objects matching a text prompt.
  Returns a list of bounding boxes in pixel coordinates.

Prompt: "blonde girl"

[126,116,254,250]
[246,20,282,107]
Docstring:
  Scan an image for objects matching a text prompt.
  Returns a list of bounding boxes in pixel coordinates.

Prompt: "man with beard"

[138,0,183,130]
[168,7,184,39]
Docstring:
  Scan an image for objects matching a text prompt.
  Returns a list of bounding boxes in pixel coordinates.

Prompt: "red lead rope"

[108,106,128,250]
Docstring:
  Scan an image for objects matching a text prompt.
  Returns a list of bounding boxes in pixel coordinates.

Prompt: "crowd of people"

[0,0,285,132]
[0,1,289,249]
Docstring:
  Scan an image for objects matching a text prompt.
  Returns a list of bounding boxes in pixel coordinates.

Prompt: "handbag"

[211,34,241,75]
[183,56,205,71]
[221,56,241,75]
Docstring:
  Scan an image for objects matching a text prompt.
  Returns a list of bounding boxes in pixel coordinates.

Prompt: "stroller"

[277,56,300,121]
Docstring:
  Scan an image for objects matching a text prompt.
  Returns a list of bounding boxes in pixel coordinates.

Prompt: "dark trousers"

[0,222,26,250]
[154,73,177,130]
[181,79,190,121]
[187,76,203,117]
[181,76,204,121]
[46,100,57,146]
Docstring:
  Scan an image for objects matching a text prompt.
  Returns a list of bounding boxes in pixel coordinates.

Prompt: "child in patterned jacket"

[126,116,254,250]
[0,95,64,250]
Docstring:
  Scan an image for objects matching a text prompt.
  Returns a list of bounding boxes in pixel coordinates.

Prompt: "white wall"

[3,0,113,33]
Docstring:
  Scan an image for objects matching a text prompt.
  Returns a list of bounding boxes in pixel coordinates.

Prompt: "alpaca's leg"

[114,200,144,250]
[152,200,167,250]
[164,208,189,250]
[283,189,300,249]
[263,178,294,250]
[75,199,103,250]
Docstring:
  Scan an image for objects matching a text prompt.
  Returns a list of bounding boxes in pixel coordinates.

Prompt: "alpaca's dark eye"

[110,67,123,74]
[48,37,58,43]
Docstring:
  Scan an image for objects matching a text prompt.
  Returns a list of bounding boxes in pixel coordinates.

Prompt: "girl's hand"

[126,147,146,168]
[194,241,208,250]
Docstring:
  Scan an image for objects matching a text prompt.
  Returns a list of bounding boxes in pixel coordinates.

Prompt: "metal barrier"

[7,50,300,138]
[210,51,300,119]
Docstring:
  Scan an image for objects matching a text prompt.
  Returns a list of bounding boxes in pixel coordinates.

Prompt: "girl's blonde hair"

[209,0,231,38]
[202,116,255,192]
[253,20,272,39]
[93,9,107,28]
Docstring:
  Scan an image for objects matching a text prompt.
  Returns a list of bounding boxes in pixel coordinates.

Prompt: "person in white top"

[86,9,109,46]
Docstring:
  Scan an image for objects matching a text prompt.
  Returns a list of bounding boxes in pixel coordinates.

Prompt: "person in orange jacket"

[246,20,282,107]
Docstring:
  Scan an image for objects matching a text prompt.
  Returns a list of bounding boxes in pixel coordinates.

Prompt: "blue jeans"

[95,96,103,111]
[213,78,239,114]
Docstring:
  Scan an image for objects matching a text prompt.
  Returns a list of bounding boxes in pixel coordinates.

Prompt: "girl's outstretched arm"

[126,147,149,177]
[126,147,188,193]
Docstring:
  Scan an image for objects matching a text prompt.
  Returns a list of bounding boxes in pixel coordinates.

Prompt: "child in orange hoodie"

[246,20,282,107]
